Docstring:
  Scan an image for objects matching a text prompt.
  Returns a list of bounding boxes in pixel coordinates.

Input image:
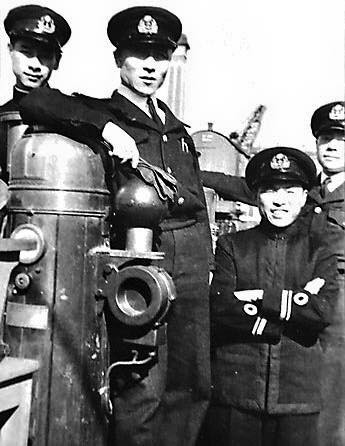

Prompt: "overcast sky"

[0,0,344,151]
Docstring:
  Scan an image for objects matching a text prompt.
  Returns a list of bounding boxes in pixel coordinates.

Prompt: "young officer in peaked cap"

[200,146,338,446]
[19,6,213,446]
[308,101,345,446]
[0,5,71,181]
[1,4,71,112]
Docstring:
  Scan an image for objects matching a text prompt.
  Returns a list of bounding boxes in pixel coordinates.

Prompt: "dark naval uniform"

[19,12,213,444]
[308,102,345,446]
[202,147,338,446]
[207,213,338,446]
[308,181,345,446]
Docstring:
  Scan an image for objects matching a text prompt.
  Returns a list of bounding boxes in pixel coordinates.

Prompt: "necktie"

[320,177,332,198]
[147,97,164,130]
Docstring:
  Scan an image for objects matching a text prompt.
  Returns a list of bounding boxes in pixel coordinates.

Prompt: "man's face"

[8,38,58,90]
[316,130,345,175]
[257,183,308,228]
[115,46,172,97]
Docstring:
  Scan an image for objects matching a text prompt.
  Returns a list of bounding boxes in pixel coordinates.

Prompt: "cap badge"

[35,15,56,34]
[329,104,345,121]
[138,15,158,35]
[270,153,290,171]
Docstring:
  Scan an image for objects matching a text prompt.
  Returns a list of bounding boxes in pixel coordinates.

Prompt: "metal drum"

[5,131,110,445]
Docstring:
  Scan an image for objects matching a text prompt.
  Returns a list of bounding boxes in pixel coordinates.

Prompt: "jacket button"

[166,167,172,174]
[314,206,322,214]
[243,303,258,316]
[177,197,185,205]
[293,292,309,306]
[162,135,168,142]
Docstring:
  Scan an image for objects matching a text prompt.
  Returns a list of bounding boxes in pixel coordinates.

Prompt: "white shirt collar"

[117,84,165,122]
[320,171,345,192]
[14,86,30,95]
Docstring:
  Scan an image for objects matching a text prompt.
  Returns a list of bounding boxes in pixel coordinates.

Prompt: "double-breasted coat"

[209,210,338,415]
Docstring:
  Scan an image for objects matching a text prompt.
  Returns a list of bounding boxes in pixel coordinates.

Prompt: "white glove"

[304,277,325,294]
[102,122,139,168]
[234,289,264,302]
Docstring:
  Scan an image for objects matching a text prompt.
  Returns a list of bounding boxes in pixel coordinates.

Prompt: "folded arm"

[210,237,338,342]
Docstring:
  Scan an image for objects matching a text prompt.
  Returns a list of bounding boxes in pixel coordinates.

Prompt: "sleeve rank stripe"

[280,289,288,320]
[285,290,293,321]
[256,317,267,335]
[252,317,267,335]
[252,317,261,335]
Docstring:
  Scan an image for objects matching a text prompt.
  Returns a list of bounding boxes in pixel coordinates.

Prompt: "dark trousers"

[318,273,345,446]
[109,345,167,446]
[109,223,211,446]
[198,405,319,446]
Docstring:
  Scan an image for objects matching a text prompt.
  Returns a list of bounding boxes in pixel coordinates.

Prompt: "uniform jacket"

[308,180,345,273]
[210,209,338,415]
[307,180,345,347]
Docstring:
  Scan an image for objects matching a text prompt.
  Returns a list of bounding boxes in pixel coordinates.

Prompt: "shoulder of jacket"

[0,99,17,113]
[71,92,111,104]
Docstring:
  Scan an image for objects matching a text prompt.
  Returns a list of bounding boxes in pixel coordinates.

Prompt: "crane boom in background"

[229,104,266,158]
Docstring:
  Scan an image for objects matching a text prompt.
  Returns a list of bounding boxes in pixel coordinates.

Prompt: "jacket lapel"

[108,91,158,131]
[309,180,345,204]
[106,91,190,135]
[157,99,190,133]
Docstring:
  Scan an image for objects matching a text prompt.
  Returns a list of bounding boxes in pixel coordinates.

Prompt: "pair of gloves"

[135,158,177,202]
